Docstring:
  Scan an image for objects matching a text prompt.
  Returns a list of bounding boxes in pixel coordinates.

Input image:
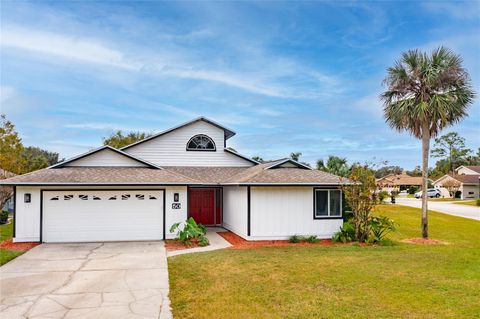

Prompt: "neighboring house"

[433,166,480,199]
[2,197,14,212]
[376,172,424,193]
[1,168,16,212]
[0,117,349,243]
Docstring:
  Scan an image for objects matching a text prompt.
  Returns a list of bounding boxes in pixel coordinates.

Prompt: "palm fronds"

[381,46,475,139]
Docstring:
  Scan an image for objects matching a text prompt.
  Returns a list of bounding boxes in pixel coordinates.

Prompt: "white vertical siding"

[250,187,342,240]
[124,121,253,167]
[14,187,41,242]
[65,149,147,167]
[222,186,248,238]
[461,185,478,199]
[165,186,188,239]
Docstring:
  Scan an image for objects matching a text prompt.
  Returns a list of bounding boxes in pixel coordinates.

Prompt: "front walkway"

[395,198,480,221]
[167,227,232,257]
[0,242,172,319]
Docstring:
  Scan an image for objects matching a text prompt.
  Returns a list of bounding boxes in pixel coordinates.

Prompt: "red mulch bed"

[165,239,202,251]
[0,239,39,251]
[401,238,448,245]
[218,231,333,249]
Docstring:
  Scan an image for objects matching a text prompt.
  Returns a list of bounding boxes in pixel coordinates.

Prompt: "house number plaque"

[172,203,181,209]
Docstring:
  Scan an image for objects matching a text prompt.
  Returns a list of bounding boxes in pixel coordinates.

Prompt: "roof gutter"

[1,182,355,186]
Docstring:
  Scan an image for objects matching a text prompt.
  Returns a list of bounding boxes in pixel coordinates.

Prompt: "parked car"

[415,188,441,199]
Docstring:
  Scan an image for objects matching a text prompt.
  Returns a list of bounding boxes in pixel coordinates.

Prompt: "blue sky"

[1,1,479,169]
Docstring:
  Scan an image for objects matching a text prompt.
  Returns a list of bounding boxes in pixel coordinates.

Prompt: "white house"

[1,117,349,243]
[433,165,480,199]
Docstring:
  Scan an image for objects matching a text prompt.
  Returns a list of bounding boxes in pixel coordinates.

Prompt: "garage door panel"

[43,190,164,243]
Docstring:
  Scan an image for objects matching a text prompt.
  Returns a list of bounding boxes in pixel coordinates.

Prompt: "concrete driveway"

[0,242,172,319]
[396,197,480,221]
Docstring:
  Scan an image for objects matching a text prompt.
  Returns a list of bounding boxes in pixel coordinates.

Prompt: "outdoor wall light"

[24,193,31,203]
[174,193,179,202]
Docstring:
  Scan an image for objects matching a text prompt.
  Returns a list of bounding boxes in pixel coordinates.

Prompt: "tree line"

[252,131,479,180]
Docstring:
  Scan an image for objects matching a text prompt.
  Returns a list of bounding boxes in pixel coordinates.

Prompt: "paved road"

[0,242,172,319]
[395,198,480,221]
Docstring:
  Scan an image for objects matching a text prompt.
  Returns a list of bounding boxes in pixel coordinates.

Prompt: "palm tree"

[317,155,351,177]
[381,47,475,238]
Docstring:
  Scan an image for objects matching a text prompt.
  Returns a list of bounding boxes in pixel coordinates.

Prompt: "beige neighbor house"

[376,172,424,194]
[0,117,351,243]
[433,166,480,199]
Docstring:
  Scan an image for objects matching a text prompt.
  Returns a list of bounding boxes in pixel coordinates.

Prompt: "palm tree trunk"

[421,123,430,239]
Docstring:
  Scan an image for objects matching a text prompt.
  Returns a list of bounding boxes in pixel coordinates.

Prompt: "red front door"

[189,188,216,225]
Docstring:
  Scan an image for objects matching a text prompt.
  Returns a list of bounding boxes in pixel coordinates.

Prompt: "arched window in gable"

[186,134,216,151]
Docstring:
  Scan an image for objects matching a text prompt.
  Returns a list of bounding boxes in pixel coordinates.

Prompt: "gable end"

[50,146,161,169]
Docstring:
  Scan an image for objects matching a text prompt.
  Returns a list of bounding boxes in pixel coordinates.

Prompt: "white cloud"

[352,93,383,117]
[1,26,137,70]
[0,85,17,104]
[162,67,289,98]
[0,25,341,99]
[255,108,284,117]
[64,122,148,131]
[422,2,480,19]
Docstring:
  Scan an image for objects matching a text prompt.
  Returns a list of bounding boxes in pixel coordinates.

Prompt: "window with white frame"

[314,189,342,218]
[186,134,216,151]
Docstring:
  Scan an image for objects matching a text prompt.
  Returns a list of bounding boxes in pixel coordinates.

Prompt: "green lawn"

[0,249,23,265]
[0,221,25,266]
[429,198,463,202]
[168,205,480,319]
[453,200,479,206]
[0,219,13,241]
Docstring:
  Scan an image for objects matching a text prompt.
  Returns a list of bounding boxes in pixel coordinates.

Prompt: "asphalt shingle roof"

[0,163,347,186]
[460,166,480,174]
[376,174,423,186]
[449,174,480,184]
[0,167,198,185]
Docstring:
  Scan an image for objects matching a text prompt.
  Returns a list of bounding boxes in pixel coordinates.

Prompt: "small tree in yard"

[0,115,25,209]
[442,179,461,198]
[342,165,377,242]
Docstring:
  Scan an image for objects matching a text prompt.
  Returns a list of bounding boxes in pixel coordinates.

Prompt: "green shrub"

[332,220,355,243]
[455,191,462,198]
[305,235,319,243]
[289,235,320,244]
[368,216,397,243]
[378,238,397,246]
[0,211,9,225]
[476,199,480,206]
[378,191,389,203]
[288,235,302,243]
[408,186,419,195]
[198,235,209,247]
[169,217,209,246]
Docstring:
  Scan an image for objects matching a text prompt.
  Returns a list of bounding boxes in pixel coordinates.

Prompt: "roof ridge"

[227,163,270,183]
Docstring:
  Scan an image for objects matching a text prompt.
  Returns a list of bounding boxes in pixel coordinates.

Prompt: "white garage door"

[43,190,164,243]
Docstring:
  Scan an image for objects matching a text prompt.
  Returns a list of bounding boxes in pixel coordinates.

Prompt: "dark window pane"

[187,135,215,150]
[330,190,341,216]
[315,191,328,216]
